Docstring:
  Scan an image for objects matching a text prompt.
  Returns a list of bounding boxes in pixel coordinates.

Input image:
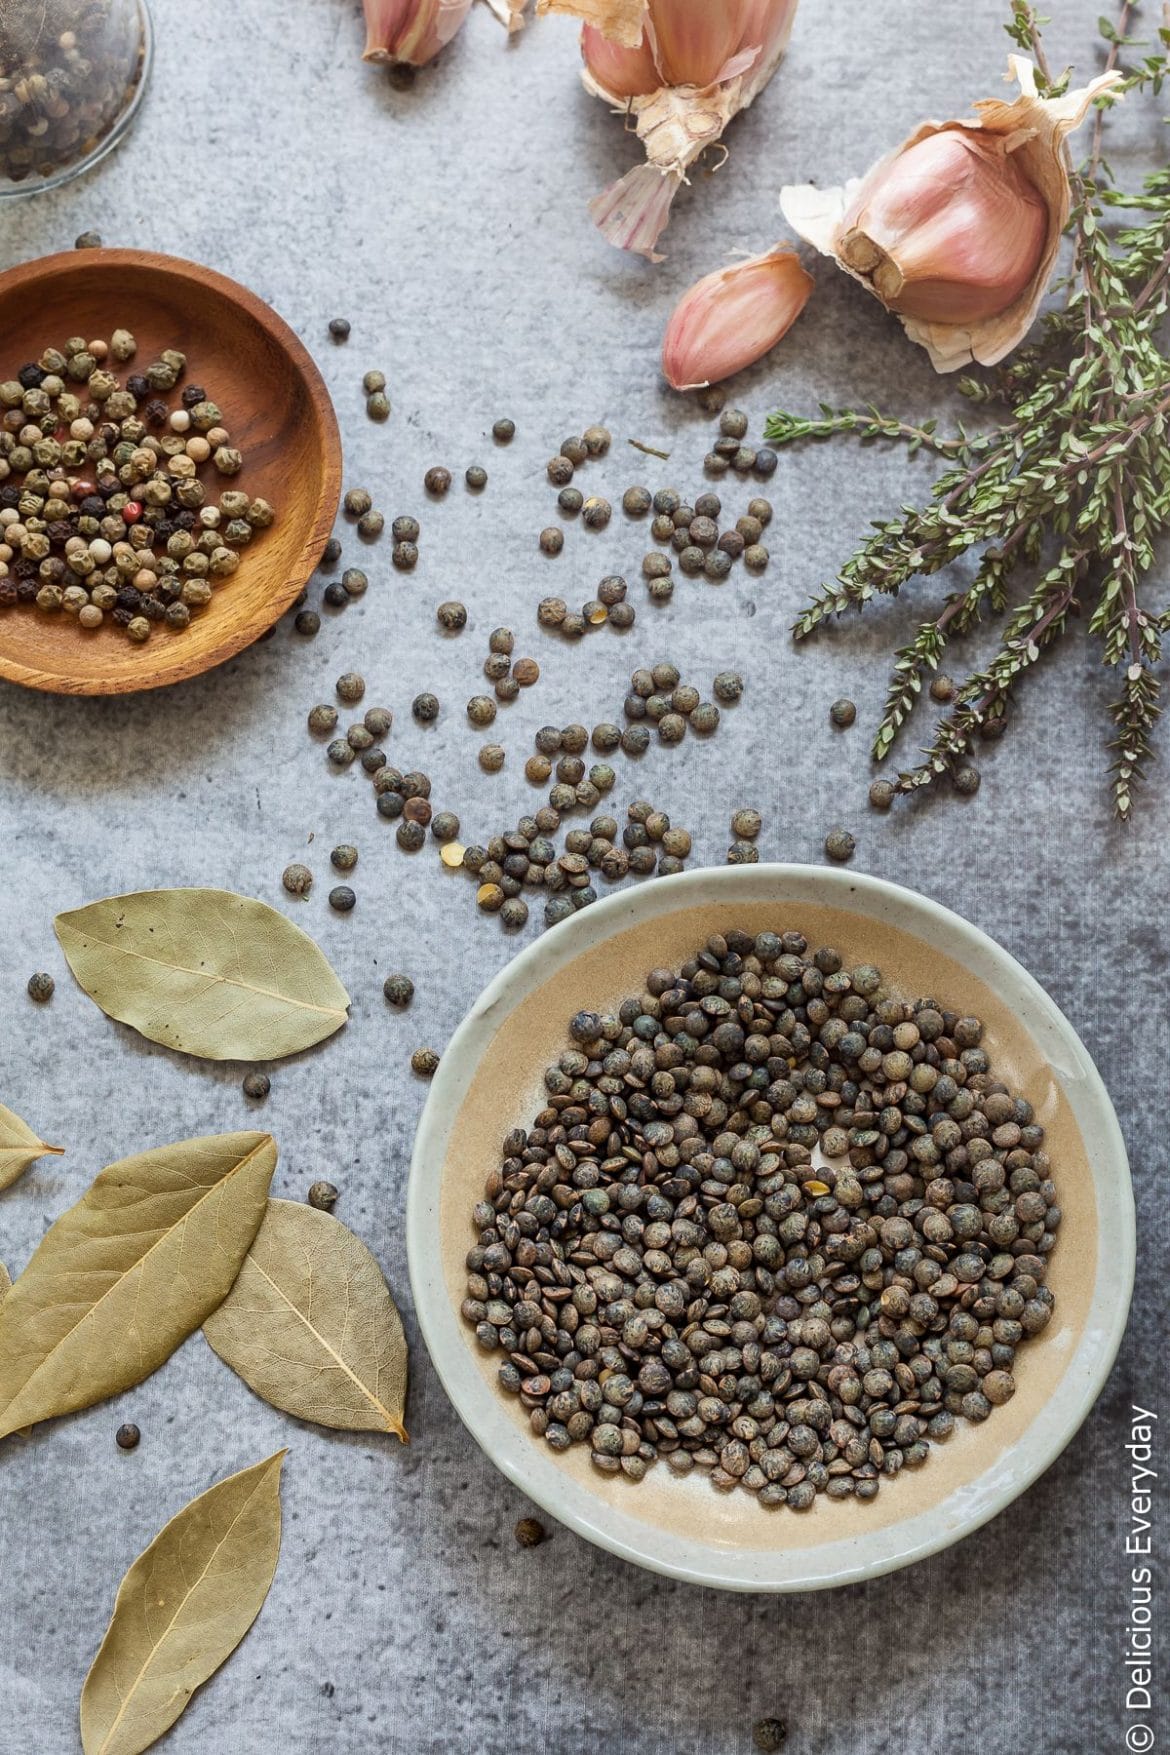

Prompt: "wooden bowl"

[0,248,341,695]
[409,866,1134,1590]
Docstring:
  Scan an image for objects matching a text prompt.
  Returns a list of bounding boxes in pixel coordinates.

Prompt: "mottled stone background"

[1,2,1165,1750]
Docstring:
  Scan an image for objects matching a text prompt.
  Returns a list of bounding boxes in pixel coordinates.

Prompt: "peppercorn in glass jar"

[0,0,152,199]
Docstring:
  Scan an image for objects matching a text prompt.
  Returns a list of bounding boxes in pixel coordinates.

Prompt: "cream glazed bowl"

[407,866,1133,1591]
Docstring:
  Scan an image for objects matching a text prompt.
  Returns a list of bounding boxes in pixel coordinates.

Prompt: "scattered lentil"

[242,1072,270,1101]
[308,1181,339,1212]
[825,827,856,861]
[282,863,313,897]
[383,973,415,1007]
[26,972,54,1003]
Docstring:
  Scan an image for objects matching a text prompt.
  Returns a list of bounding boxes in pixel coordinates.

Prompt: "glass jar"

[0,0,152,200]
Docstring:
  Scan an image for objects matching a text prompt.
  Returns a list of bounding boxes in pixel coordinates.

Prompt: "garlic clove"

[582,22,660,96]
[839,132,1049,325]
[781,57,1123,371]
[362,0,473,65]
[662,247,813,390]
[545,0,801,259]
[647,0,744,89]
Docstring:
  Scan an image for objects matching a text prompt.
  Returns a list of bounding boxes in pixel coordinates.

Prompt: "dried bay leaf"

[0,1099,63,1190]
[204,1199,409,1439]
[55,888,350,1062]
[80,1450,286,1755]
[0,1262,10,1299]
[0,1132,277,1442]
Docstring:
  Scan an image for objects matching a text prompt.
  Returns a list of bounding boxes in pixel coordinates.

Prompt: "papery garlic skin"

[838,132,1048,325]
[363,0,473,66]
[781,57,1123,372]
[543,0,801,260]
[662,248,812,390]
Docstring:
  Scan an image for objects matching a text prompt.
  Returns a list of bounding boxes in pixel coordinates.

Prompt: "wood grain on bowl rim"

[0,248,341,696]
[408,865,1135,1592]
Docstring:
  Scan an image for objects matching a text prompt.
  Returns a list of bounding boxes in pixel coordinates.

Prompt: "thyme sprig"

[767,2,1170,818]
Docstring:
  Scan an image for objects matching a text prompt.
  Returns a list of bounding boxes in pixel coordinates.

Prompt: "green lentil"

[383,974,414,1007]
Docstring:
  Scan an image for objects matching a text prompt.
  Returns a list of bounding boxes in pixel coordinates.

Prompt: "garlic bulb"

[838,131,1048,325]
[781,57,1123,371]
[662,247,812,390]
[362,0,474,66]
[538,0,801,260]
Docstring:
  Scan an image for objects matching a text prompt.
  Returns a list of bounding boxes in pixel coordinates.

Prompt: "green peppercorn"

[282,863,313,896]
[308,1180,339,1211]
[824,827,856,861]
[383,973,414,1007]
[242,1071,270,1100]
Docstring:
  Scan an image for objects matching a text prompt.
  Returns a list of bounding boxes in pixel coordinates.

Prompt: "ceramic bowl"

[407,866,1133,1591]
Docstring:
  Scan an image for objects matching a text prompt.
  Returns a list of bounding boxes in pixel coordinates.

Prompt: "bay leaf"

[0,1262,10,1299]
[80,1450,286,1755]
[0,1131,277,1442]
[55,888,350,1062]
[204,1199,408,1439]
[0,1099,63,1190]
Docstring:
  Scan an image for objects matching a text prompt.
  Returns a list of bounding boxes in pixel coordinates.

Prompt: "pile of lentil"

[463,930,1058,1506]
[0,333,273,641]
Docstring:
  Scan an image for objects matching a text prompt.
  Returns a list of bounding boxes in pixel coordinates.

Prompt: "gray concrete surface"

[0,2,1164,1751]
